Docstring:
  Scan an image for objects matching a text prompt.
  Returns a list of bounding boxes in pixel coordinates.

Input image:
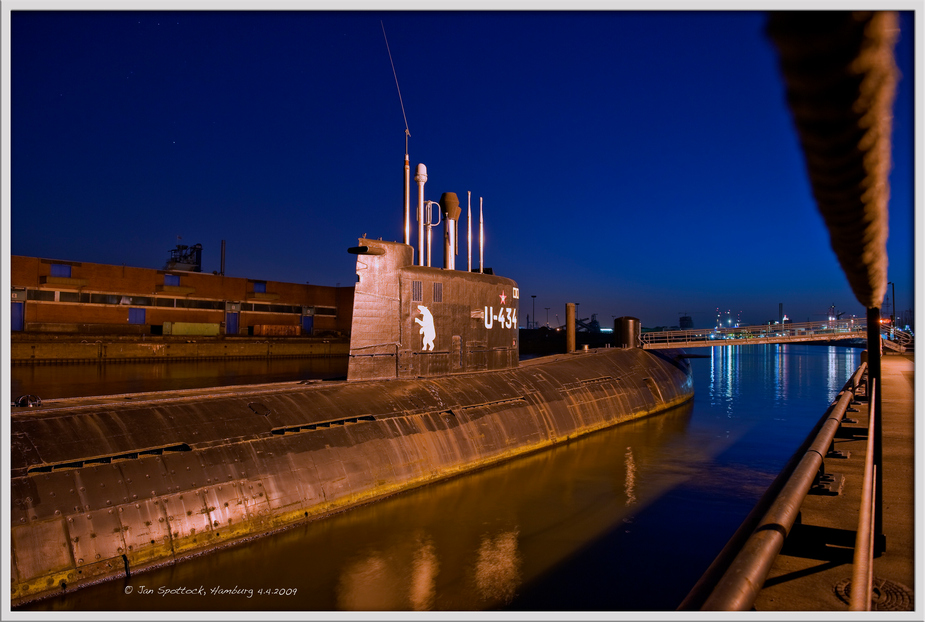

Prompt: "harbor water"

[13,343,862,612]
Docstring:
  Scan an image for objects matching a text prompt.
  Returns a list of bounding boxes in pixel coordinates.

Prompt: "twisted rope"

[767,11,899,309]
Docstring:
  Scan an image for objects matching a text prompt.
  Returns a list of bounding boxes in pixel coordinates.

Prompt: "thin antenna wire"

[381,21,410,143]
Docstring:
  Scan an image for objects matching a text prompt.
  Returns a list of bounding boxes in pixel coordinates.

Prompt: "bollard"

[614,317,641,349]
[566,303,576,353]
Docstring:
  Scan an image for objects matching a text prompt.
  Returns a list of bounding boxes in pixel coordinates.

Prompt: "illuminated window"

[412,280,423,302]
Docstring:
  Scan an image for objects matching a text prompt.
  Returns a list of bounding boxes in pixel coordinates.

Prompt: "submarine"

[9,162,694,607]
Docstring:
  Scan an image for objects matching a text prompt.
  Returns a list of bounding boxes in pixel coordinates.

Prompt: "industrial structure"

[9,255,353,337]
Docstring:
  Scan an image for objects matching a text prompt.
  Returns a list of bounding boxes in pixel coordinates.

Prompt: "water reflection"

[775,344,787,403]
[335,530,441,611]
[337,553,397,610]
[410,535,439,611]
[624,447,637,506]
[474,530,523,606]
[708,343,862,415]
[708,345,742,416]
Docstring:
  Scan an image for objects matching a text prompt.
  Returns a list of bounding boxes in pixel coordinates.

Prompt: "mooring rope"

[767,11,899,310]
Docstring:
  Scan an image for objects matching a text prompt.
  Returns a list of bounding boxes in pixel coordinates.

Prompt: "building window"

[433,282,443,303]
[90,293,123,305]
[165,274,180,286]
[50,264,71,278]
[128,308,146,324]
[27,290,56,302]
[412,280,423,302]
[254,281,267,293]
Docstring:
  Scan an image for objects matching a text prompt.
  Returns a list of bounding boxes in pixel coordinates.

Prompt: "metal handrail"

[640,319,868,347]
[682,363,867,610]
[881,327,913,350]
[850,379,877,611]
[891,328,913,345]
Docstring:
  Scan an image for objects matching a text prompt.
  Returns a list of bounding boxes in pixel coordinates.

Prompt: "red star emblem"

[499,291,507,305]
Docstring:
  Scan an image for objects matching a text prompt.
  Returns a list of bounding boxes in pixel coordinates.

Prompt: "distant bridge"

[640,319,910,352]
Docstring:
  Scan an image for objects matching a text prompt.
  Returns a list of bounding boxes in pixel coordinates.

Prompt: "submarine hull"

[10,345,692,606]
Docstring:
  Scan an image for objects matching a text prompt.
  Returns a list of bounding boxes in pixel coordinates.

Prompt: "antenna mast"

[381,21,412,247]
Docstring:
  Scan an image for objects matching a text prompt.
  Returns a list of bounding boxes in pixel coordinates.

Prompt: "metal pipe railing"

[685,363,867,610]
[866,308,884,551]
[639,319,869,348]
[850,379,877,611]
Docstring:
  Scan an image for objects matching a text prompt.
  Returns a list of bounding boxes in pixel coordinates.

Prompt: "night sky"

[5,8,918,330]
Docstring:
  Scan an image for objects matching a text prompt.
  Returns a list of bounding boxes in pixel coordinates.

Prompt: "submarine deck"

[20,348,614,413]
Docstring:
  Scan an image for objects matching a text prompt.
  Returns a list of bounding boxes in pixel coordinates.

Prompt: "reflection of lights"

[827,345,838,397]
[474,530,522,605]
[624,447,637,505]
[410,536,439,611]
[337,553,399,610]
[336,530,440,610]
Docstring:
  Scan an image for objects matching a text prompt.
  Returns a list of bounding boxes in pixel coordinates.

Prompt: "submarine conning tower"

[347,164,519,381]
[347,239,519,381]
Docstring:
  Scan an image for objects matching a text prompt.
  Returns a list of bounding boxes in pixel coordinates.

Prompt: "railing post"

[865,306,884,554]
[850,381,877,610]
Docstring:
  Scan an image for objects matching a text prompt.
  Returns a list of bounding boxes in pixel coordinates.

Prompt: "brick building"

[10,256,354,336]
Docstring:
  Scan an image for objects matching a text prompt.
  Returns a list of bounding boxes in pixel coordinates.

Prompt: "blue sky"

[5,8,918,329]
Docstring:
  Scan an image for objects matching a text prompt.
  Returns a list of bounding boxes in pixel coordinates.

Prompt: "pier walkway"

[640,319,910,353]
[750,352,916,612]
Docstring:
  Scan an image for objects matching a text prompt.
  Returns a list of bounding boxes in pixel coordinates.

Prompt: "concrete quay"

[9,334,349,364]
[753,352,917,612]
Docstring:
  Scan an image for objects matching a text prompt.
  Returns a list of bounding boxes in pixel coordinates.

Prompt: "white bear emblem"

[414,305,436,351]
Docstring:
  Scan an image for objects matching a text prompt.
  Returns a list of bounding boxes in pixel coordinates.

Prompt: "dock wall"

[10,338,350,363]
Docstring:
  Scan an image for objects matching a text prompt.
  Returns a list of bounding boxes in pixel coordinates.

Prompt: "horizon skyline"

[5,9,919,329]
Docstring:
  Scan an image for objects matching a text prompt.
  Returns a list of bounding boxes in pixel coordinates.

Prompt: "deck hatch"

[270,415,376,435]
[248,402,271,416]
[456,397,528,411]
[580,376,616,385]
[27,443,193,475]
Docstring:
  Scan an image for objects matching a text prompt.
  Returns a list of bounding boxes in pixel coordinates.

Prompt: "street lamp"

[887,281,895,327]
